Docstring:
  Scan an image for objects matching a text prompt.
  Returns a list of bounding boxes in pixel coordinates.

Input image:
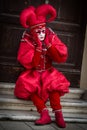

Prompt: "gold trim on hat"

[30,23,46,29]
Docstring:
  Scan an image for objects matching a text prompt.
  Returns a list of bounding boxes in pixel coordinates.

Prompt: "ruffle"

[14,68,70,101]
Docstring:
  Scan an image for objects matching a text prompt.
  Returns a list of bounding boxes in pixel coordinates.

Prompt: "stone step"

[0,82,85,99]
[0,109,87,123]
[0,82,14,95]
[0,94,87,114]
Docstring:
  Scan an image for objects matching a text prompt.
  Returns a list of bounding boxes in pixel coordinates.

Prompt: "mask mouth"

[39,37,45,40]
[38,35,45,41]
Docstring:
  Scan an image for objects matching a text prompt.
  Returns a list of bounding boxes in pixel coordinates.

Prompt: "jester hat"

[20,4,57,29]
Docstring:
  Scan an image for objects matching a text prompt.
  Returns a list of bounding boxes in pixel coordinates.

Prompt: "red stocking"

[31,93,46,113]
[49,91,62,111]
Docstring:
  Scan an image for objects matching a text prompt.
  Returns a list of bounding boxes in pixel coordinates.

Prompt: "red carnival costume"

[14,4,70,128]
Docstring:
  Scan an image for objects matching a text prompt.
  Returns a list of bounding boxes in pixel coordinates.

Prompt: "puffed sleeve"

[17,32,34,69]
[48,34,68,63]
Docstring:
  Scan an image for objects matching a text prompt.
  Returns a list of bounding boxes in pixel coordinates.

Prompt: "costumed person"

[14,4,70,128]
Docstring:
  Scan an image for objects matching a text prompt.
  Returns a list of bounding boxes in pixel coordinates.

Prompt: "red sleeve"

[47,35,68,63]
[17,41,34,69]
[48,45,68,63]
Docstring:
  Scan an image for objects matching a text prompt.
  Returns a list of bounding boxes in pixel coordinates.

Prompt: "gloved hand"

[32,32,42,67]
[44,29,52,49]
[33,31,42,50]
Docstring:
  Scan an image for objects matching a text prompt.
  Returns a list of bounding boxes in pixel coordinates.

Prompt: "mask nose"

[40,32,44,35]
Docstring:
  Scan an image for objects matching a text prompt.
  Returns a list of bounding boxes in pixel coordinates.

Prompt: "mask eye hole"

[42,30,45,33]
[35,29,45,34]
[36,30,41,34]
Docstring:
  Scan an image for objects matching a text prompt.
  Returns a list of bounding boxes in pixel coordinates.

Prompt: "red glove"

[31,31,42,67]
[32,31,42,50]
[32,50,41,67]
[44,29,52,49]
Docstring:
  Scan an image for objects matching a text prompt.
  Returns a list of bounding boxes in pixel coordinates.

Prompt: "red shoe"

[55,110,66,128]
[35,109,51,125]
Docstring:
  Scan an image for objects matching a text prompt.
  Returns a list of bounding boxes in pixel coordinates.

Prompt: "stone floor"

[0,121,87,130]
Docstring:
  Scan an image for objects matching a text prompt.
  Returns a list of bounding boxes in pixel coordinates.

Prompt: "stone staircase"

[0,82,87,122]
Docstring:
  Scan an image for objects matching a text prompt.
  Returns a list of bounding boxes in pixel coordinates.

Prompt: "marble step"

[0,82,85,99]
[0,82,14,95]
[0,94,87,114]
[0,109,87,123]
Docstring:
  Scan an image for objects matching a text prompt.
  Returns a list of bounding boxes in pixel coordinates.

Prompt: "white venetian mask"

[35,27,46,41]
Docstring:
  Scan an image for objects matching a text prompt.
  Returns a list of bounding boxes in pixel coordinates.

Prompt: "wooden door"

[0,0,86,88]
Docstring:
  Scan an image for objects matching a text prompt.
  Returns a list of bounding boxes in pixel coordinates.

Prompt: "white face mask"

[35,27,46,41]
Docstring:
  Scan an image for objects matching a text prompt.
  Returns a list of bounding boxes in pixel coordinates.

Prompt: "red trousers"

[31,91,62,113]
